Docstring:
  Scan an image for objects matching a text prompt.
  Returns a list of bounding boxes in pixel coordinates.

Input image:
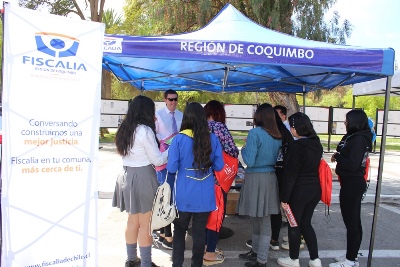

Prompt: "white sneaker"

[334,255,359,267]
[277,257,300,267]
[281,241,305,250]
[309,258,322,267]
[329,260,356,267]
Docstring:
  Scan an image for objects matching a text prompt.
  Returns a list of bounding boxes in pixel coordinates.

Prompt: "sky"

[327,0,399,66]
[2,0,399,64]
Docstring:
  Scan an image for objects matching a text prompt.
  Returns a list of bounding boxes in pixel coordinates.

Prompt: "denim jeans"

[172,211,210,267]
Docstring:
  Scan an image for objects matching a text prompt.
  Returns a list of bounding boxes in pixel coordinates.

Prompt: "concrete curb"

[331,194,400,204]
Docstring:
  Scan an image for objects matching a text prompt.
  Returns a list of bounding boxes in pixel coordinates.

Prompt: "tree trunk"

[268,92,299,116]
[101,69,112,99]
[100,69,112,138]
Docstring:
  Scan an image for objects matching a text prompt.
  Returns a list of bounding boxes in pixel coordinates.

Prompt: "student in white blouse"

[154,89,183,249]
[112,95,168,267]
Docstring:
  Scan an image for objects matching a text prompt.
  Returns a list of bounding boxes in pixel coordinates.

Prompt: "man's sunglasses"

[167,98,178,102]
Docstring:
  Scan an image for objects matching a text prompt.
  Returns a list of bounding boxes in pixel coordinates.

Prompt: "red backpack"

[319,159,332,207]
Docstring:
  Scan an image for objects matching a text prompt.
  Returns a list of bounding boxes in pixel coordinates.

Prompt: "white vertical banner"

[1,4,104,267]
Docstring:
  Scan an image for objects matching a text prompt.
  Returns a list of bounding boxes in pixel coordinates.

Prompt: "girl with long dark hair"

[277,112,323,267]
[166,102,224,267]
[112,95,168,267]
[329,110,372,267]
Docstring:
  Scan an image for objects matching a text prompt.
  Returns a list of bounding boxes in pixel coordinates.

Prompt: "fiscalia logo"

[103,37,123,53]
[35,32,80,58]
[22,32,87,73]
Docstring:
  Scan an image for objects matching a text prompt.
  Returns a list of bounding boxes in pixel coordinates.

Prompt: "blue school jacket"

[167,130,224,212]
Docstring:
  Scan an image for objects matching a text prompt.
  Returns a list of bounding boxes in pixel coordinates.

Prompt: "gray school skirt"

[112,165,159,214]
[236,171,280,217]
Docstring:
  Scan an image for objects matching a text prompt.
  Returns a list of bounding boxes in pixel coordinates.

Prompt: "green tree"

[102,8,123,33]
[121,0,155,35]
[318,91,343,108]
[342,89,400,119]
[295,84,400,122]
[123,0,352,114]
[292,1,352,44]
[18,0,103,20]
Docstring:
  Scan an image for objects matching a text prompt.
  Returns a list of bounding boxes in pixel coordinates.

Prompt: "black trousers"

[339,176,366,261]
[271,167,284,241]
[172,211,210,267]
[288,183,321,260]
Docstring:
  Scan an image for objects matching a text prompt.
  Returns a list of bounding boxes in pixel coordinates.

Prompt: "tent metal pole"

[141,81,144,95]
[222,67,229,92]
[302,86,306,111]
[367,75,392,267]
[352,95,356,109]
[373,108,378,153]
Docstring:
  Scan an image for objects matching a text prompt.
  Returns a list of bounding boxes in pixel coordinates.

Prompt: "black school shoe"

[239,250,257,261]
[245,261,266,267]
[157,236,165,244]
[125,259,140,267]
[125,259,162,267]
[162,239,173,250]
[246,239,252,248]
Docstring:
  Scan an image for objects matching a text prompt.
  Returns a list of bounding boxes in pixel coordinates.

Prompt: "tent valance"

[102,4,394,93]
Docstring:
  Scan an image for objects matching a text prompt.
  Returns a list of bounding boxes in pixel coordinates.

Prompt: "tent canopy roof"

[353,70,400,96]
[103,4,395,93]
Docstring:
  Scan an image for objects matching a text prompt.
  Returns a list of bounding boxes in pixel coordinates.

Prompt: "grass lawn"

[99,132,116,143]
[100,130,400,151]
[318,135,400,152]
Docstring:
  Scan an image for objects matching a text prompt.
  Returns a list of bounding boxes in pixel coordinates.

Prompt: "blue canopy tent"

[103,4,394,94]
[103,4,395,266]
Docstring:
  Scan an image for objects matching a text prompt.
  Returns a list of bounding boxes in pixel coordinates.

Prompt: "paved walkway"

[97,143,400,267]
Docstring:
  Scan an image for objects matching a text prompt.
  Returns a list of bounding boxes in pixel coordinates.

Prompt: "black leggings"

[160,224,172,237]
[288,184,321,260]
[270,213,282,241]
[339,176,366,261]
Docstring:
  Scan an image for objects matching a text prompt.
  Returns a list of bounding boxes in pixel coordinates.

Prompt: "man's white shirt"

[283,120,298,140]
[155,107,183,140]
[283,120,290,132]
